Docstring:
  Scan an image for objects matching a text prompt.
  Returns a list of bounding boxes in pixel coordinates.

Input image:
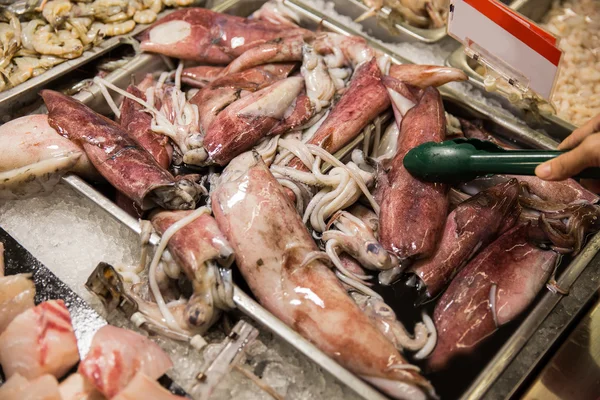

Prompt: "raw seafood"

[151,210,235,330]
[0,273,35,334]
[78,325,173,398]
[59,373,105,400]
[0,114,97,200]
[0,300,79,380]
[212,155,435,400]
[429,224,558,370]
[41,89,202,210]
[139,8,310,63]
[410,179,521,298]
[120,85,173,169]
[0,373,62,400]
[379,84,448,260]
[389,64,467,88]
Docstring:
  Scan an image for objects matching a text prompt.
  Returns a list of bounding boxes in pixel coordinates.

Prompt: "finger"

[558,114,600,150]
[536,136,600,181]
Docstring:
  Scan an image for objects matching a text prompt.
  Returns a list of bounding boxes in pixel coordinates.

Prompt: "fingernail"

[536,163,552,178]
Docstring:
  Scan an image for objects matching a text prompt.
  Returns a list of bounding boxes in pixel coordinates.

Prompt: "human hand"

[535,113,600,181]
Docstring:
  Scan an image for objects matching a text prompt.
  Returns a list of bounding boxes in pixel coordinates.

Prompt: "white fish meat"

[0,299,79,380]
[59,373,106,400]
[78,325,173,398]
[113,373,187,400]
[0,373,62,400]
[0,273,35,334]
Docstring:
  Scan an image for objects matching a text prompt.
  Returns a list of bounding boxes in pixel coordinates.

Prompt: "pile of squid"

[2,2,600,399]
[0,0,199,92]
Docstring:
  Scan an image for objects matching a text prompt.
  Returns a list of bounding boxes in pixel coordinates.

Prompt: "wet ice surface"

[0,183,360,400]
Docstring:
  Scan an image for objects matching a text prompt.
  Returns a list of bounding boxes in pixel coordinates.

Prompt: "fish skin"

[139,8,310,63]
[410,179,521,297]
[0,300,79,380]
[428,224,557,370]
[379,86,448,260]
[211,155,434,400]
[78,325,173,398]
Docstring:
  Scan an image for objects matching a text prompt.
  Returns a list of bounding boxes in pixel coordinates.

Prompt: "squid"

[288,58,390,170]
[203,76,312,166]
[428,223,558,370]
[211,153,435,400]
[410,179,521,298]
[41,90,203,210]
[139,8,311,64]
[190,62,297,135]
[120,85,174,169]
[379,81,448,260]
[150,209,235,331]
[388,64,467,88]
[0,114,98,200]
[181,65,224,88]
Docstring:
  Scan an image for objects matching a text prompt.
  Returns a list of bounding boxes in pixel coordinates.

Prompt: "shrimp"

[96,19,135,36]
[133,9,156,24]
[32,24,84,58]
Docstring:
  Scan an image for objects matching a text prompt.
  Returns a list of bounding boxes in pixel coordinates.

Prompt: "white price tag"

[448,0,562,101]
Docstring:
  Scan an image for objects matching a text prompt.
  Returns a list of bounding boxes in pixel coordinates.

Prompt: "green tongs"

[403,138,600,184]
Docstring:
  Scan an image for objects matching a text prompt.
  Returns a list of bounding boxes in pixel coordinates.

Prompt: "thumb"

[535,136,600,181]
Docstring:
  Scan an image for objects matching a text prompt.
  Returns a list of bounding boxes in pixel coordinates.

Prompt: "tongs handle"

[471,150,600,179]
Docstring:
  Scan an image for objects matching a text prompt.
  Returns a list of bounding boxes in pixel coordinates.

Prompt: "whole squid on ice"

[139,8,310,64]
[150,210,235,330]
[204,76,312,165]
[379,82,448,260]
[410,179,521,298]
[120,85,173,169]
[388,64,467,88]
[0,114,97,200]
[212,153,435,400]
[190,63,297,135]
[41,90,203,210]
[428,224,558,370]
[181,65,224,88]
[289,58,390,170]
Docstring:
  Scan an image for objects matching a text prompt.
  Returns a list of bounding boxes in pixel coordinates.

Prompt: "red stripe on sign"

[464,0,561,66]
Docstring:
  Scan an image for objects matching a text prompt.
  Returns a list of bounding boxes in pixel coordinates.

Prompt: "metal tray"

[0,6,206,120]
[445,0,577,140]
[30,0,599,398]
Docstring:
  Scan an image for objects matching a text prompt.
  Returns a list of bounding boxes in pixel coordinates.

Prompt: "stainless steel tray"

[0,6,203,120]
[445,0,577,140]
[33,0,600,398]
[321,0,446,43]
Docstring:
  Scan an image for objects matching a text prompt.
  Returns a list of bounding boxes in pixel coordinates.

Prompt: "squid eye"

[375,303,394,318]
[366,243,380,255]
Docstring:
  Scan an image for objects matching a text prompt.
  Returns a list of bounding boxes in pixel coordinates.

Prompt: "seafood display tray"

[28,0,597,399]
[445,0,577,140]
[0,227,189,397]
[0,5,201,120]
